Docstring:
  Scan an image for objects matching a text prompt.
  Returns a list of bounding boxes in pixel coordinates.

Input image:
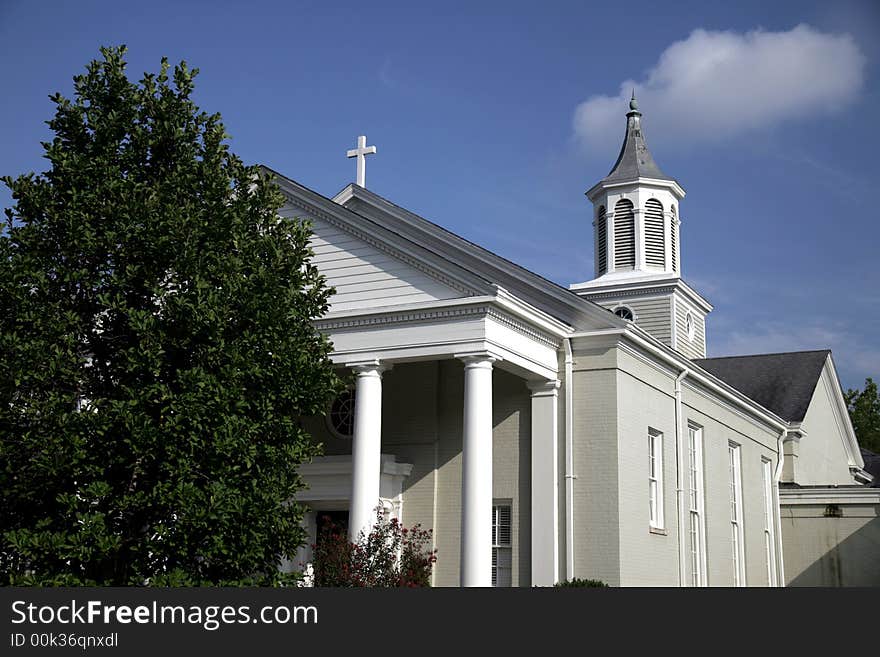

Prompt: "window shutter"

[492,504,513,587]
[597,206,607,276]
[644,199,665,268]
[613,199,635,270]
[497,506,511,545]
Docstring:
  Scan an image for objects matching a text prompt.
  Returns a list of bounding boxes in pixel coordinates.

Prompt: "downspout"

[773,429,787,587]
[564,338,576,580]
[674,369,689,587]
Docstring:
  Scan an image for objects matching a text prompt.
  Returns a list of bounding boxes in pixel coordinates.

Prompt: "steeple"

[602,91,674,185]
[571,96,712,361]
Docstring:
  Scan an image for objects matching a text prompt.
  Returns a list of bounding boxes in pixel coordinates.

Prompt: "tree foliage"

[0,46,341,585]
[845,378,880,454]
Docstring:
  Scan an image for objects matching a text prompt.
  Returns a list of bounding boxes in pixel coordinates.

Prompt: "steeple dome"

[602,91,675,185]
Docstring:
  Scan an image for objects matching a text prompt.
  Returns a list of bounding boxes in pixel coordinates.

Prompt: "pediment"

[273,179,489,314]
[265,168,620,332]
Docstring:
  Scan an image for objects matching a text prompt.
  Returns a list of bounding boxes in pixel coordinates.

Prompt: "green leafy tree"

[845,378,880,454]
[0,46,340,585]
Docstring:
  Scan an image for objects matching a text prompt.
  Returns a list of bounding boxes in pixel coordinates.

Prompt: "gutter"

[773,430,787,587]
[570,327,789,432]
[564,338,576,580]
[674,369,689,586]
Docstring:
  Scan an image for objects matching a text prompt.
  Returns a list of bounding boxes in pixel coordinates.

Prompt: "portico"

[305,293,568,587]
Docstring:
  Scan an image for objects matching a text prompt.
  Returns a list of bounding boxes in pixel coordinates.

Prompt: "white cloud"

[573,25,866,151]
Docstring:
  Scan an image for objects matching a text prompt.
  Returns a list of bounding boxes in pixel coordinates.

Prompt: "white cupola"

[587,92,684,279]
[570,94,713,360]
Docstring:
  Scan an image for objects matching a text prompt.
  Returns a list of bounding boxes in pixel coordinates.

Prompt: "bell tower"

[570,93,712,360]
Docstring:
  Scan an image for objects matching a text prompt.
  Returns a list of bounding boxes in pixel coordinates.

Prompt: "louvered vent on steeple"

[596,205,607,276]
[645,198,665,269]
[614,199,635,270]
[671,205,678,273]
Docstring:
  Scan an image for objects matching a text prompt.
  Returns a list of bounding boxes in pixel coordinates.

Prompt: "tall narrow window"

[644,199,665,268]
[613,199,635,270]
[688,424,706,586]
[596,205,607,276]
[762,459,778,587]
[492,503,512,587]
[728,443,746,586]
[648,429,664,529]
[670,205,678,273]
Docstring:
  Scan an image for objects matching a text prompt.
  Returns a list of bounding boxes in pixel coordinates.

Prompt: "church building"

[272,96,877,587]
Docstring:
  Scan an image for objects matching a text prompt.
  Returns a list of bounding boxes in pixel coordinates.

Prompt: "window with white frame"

[492,503,512,587]
[761,458,778,587]
[687,424,707,586]
[728,443,746,586]
[685,311,695,341]
[648,428,664,529]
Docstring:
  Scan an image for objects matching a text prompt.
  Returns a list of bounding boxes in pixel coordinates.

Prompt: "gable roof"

[694,350,830,422]
[860,449,880,487]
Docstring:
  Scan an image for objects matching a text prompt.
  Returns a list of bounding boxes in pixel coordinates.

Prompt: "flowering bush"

[312,509,437,587]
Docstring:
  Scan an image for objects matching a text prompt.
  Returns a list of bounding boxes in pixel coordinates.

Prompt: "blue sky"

[1,0,878,390]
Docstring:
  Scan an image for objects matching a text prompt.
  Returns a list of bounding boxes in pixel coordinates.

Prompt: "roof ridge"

[342,184,591,303]
[697,349,831,361]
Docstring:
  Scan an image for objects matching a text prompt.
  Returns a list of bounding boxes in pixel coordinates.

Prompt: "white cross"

[346,135,377,187]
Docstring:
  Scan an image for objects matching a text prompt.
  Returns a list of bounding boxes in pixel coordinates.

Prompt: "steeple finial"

[628,89,641,116]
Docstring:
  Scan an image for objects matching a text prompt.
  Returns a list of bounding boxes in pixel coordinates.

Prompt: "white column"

[529,379,560,586]
[459,354,495,587]
[348,361,386,542]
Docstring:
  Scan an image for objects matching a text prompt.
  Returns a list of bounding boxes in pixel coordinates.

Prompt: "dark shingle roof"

[694,350,830,422]
[860,449,880,487]
[602,96,675,185]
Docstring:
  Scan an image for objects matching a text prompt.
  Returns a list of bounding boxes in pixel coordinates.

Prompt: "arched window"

[671,205,678,273]
[644,198,665,269]
[614,306,634,321]
[327,389,355,439]
[685,311,695,341]
[613,199,635,270]
[596,206,607,276]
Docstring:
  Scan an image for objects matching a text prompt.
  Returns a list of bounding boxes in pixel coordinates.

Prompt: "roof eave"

[586,176,686,201]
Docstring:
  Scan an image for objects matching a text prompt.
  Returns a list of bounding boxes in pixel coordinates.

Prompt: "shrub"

[312,509,437,587]
[554,578,609,587]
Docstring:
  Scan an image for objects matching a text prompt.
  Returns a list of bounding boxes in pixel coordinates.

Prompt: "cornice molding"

[315,302,559,350]
[584,286,678,301]
[315,304,490,331]
[572,277,712,313]
[487,308,560,349]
